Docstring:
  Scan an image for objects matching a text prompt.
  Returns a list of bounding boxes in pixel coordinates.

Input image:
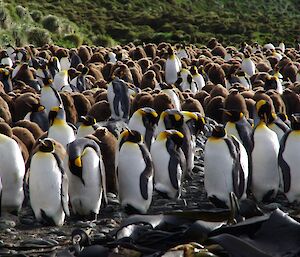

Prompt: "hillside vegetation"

[1,0,300,48]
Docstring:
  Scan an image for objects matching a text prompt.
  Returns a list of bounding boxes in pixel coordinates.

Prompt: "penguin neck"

[257,120,268,128]
[53,118,66,126]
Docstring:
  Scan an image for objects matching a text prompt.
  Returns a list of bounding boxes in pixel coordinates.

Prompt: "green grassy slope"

[1,0,300,47]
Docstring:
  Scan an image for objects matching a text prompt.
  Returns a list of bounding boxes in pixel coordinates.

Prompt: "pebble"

[19,238,59,248]
[0,220,16,229]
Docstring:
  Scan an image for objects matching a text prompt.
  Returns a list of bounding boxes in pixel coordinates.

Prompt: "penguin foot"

[124,204,142,215]
[262,190,276,203]
[209,196,228,209]
[40,209,56,226]
[156,190,171,199]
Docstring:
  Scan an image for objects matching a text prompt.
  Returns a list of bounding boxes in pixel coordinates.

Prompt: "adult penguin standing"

[0,131,25,214]
[165,47,181,85]
[107,77,130,121]
[29,138,69,226]
[117,129,153,214]
[278,113,300,202]
[151,130,186,199]
[66,137,107,219]
[251,100,280,202]
[204,125,248,208]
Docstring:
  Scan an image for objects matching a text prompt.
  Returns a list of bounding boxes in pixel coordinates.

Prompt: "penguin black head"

[221,108,244,122]
[256,100,272,123]
[43,77,53,86]
[67,138,88,184]
[158,129,184,147]
[291,113,300,130]
[138,107,159,127]
[82,66,89,76]
[162,109,184,129]
[185,112,206,136]
[119,129,143,148]
[167,47,174,57]
[211,125,226,138]
[48,105,65,125]
[190,66,198,75]
[38,138,55,153]
[264,76,277,91]
[79,115,97,126]
[31,103,46,113]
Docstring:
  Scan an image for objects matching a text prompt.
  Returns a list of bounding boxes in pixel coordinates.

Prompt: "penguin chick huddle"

[0,39,300,226]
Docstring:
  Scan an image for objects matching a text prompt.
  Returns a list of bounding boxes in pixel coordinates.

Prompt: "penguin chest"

[204,139,234,201]
[225,122,241,142]
[48,123,75,148]
[118,143,152,205]
[128,118,146,138]
[40,88,60,114]
[165,58,179,84]
[151,140,182,198]
[242,59,255,77]
[251,127,279,199]
[0,137,25,210]
[76,125,95,138]
[29,153,62,211]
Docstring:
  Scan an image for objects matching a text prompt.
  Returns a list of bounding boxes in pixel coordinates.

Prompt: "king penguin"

[156,109,198,178]
[0,132,25,214]
[29,138,69,226]
[151,130,186,199]
[0,50,13,68]
[204,125,248,208]
[76,115,99,139]
[241,52,256,77]
[40,78,63,116]
[165,47,181,85]
[107,77,130,121]
[117,129,153,214]
[0,68,13,93]
[128,107,159,149]
[66,137,107,219]
[278,113,300,202]
[53,69,70,91]
[24,103,49,132]
[48,106,76,148]
[190,66,205,91]
[251,100,280,202]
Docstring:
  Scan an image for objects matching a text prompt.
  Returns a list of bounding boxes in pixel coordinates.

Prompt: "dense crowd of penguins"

[0,38,300,226]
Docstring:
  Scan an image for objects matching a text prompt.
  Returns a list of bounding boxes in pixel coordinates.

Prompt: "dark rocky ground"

[1,124,300,257]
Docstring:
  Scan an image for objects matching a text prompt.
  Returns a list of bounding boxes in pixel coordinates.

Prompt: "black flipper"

[278,130,292,193]
[166,139,181,190]
[138,144,153,200]
[41,209,55,225]
[224,137,245,199]
[52,152,70,216]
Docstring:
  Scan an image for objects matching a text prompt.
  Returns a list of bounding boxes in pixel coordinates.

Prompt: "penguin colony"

[0,39,300,226]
